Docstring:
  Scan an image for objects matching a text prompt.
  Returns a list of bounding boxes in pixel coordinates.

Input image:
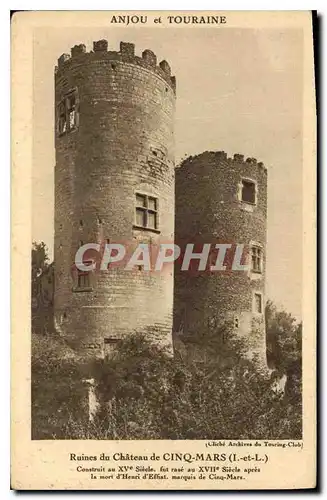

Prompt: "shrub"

[32,326,302,440]
[31,334,89,439]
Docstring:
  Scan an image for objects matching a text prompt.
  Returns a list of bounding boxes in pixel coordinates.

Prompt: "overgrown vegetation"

[265,300,302,405]
[32,241,50,292]
[32,241,54,334]
[31,334,89,439]
[32,323,302,440]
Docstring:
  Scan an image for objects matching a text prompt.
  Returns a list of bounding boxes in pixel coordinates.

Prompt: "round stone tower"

[54,40,176,356]
[174,151,268,365]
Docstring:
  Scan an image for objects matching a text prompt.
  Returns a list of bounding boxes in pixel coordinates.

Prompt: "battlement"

[179,151,267,172]
[55,40,176,92]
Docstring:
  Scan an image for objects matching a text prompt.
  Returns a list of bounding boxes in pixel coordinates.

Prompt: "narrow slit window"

[254,293,263,314]
[241,179,256,204]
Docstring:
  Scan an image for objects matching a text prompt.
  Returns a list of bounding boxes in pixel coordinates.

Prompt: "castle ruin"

[54,40,176,357]
[174,152,267,365]
[53,40,267,365]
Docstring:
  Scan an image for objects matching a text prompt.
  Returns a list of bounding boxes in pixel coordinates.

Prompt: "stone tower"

[174,151,268,365]
[54,40,176,357]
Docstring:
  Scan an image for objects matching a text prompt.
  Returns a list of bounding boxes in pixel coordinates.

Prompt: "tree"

[32,241,49,280]
[31,241,49,299]
[265,300,302,405]
[265,301,301,368]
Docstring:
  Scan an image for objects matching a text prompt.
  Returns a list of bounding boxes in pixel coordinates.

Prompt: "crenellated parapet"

[179,151,267,172]
[55,40,176,93]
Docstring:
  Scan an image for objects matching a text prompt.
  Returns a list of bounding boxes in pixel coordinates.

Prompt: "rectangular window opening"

[134,193,159,231]
[77,260,92,289]
[254,293,263,314]
[57,89,78,136]
[251,246,263,273]
[104,338,120,358]
[241,179,256,204]
[77,272,90,288]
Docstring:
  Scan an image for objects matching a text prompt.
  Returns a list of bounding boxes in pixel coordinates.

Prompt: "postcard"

[11,10,316,490]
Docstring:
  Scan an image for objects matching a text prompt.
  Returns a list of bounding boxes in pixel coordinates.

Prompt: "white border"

[5,5,323,499]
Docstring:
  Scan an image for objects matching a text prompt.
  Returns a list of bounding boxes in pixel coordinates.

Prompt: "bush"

[32,327,302,440]
[31,334,90,439]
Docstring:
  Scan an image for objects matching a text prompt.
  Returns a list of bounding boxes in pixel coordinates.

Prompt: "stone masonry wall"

[174,151,268,365]
[54,41,176,356]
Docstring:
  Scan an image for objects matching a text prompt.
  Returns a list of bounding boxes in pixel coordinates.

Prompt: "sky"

[32,26,303,319]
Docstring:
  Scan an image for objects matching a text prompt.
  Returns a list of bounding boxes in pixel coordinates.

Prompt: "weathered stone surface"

[54,41,176,356]
[174,152,268,366]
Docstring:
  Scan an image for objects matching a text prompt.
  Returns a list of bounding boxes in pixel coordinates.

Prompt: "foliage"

[31,242,54,334]
[90,331,301,440]
[32,241,49,284]
[265,300,302,405]
[32,326,302,440]
[31,333,89,439]
[31,296,302,440]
